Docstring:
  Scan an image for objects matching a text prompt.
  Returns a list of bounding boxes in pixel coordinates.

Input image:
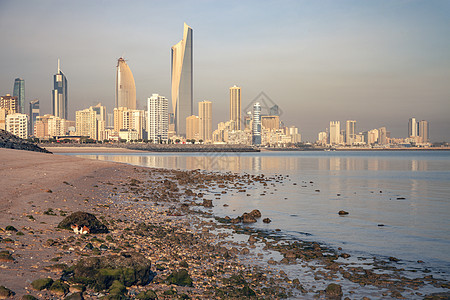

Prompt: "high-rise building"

[147,94,169,143]
[76,103,106,140]
[199,101,212,142]
[367,129,379,145]
[345,120,356,145]
[418,120,429,143]
[115,58,136,109]
[329,121,341,145]
[186,115,199,140]
[408,117,417,137]
[0,94,18,114]
[52,59,68,120]
[113,107,145,139]
[13,78,25,114]
[171,23,193,137]
[378,127,387,145]
[229,85,241,130]
[29,100,39,136]
[252,102,261,145]
[6,113,28,139]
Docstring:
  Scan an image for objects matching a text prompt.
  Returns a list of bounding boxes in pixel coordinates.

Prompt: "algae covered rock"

[49,280,69,296]
[136,290,158,300]
[58,211,108,233]
[165,269,193,287]
[31,277,54,291]
[325,283,343,299]
[65,252,153,291]
[0,285,14,299]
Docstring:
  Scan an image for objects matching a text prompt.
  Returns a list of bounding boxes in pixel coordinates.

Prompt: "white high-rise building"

[329,121,341,145]
[76,103,106,140]
[346,120,356,145]
[199,101,212,142]
[115,58,136,109]
[230,85,241,130]
[147,94,168,143]
[408,117,417,137]
[6,113,28,139]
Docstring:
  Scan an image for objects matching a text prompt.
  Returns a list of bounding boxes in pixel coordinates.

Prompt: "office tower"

[378,127,387,145]
[76,103,106,140]
[52,59,68,120]
[199,101,212,141]
[6,113,28,139]
[147,94,169,143]
[418,120,429,143]
[252,102,261,145]
[29,100,39,136]
[345,120,356,145]
[261,115,280,131]
[329,121,341,145]
[115,57,136,109]
[408,117,417,137]
[270,105,279,116]
[229,85,241,130]
[13,78,25,114]
[171,23,193,136]
[186,115,199,140]
[367,129,379,145]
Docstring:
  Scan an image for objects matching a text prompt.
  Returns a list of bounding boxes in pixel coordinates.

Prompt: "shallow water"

[67,150,450,280]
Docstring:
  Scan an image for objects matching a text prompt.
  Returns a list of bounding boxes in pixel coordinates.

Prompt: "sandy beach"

[45,147,145,154]
[1,148,449,299]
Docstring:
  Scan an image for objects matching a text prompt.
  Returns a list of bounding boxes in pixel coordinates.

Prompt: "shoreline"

[1,148,448,299]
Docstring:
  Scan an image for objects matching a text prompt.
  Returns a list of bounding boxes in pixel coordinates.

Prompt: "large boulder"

[64,252,153,291]
[58,211,108,234]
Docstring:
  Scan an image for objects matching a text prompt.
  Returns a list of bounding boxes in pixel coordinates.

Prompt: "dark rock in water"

[338,210,349,215]
[263,218,271,223]
[417,260,425,263]
[378,224,385,227]
[165,269,193,287]
[240,248,250,255]
[202,199,213,207]
[340,253,351,259]
[64,252,153,291]
[396,197,406,200]
[58,211,109,234]
[249,209,262,218]
[325,283,343,299]
[389,256,400,262]
[242,213,257,223]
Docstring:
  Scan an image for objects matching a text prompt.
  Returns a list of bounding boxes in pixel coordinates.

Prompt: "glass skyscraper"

[13,78,25,114]
[52,59,68,120]
[29,99,39,136]
[252,102,261,145]
[171,23,193,137]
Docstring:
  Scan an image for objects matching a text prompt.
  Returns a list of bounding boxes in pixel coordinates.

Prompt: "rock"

[65,252,153,291]
[240,248,250,255]
[249,209,262,218]
[325,283,343,299]
[58,211,109,234]
[165,269,193,287]
[389,256,400,262]
[268,259,277,265]
[49,280,69,296]
[64,292,84,300]
[31,278,54,291]
[263,218,271,223]
[0,250,14,262]
[202,199,213,207]
[242,213,256,223]
[340,253,351,259]
[0,286,14,299]
[248,235,257,244]
[5,225,17,232]
[0,129,51,153]
[22,296,38,300]
[136,290,158,300]
[69,284,86,293]
[338,210,349,215]
[108,280,126,297]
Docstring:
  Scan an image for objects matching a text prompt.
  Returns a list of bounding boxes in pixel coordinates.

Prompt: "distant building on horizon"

[329,121,341,145]
[147,94,169,143]
[252,102,261,145]
[199,101,212,142]
[13,78,25,114]
[52,59,68,120]
[418,120,429,143]
[346,120,356,145]
[115,57,136,110]
[171,23,193,137]
[408,117,417,137]
[229,85,241,130]
[29,100,39,136]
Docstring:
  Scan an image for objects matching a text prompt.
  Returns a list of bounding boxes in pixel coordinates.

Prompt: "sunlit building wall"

[329,121,341,145]
[147,94,168,142]
[199,101,212,142]
[6,113,28,139]
[186,115,199,140]
[230,85,241,130]
[115,58,136,109]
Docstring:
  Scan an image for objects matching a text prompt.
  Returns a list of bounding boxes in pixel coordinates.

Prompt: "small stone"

[338,210,349,215]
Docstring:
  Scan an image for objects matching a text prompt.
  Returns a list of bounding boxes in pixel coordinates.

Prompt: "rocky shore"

[0,130,51,153]
[0,148,449,299]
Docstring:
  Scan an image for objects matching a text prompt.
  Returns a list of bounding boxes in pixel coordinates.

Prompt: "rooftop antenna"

[57,59,60,73]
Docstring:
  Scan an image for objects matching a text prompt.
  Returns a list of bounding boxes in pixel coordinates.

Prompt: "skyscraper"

[147,94,169,143]
[252,102,261,145]
[52,59,68,120]
[230,85,241,130]
[408,117,417,137]
[171,23,193,137]
[418,120,429,143]
[186,115,199,140]
[115,58,136,109]
[29,100,39,136]
[329,121,341,145]
[199,101,212,142]
[346,120,356,145]
[13,78,25,114]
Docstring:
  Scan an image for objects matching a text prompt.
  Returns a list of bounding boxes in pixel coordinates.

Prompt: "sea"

[65,150,450,294]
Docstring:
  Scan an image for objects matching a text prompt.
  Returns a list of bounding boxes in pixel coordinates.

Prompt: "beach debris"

[338,210,349,215]
[58,211,108,233]
[263,218,272,223]
[70,224,90,234]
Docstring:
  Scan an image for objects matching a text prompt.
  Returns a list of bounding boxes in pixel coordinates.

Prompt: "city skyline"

[0,0,449,141]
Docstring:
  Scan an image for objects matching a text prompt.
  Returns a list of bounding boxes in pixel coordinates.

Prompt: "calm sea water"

[67,150,450,278]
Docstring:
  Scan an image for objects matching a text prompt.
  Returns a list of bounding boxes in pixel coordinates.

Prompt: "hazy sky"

[1,0,449,141]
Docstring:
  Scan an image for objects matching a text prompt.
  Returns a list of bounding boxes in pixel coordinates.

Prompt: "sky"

[0,0,449,142]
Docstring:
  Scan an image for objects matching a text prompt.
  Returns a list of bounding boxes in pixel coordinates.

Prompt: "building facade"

[13,78,25,114]
[171,23,193,137]
[261,115,280,131]
[6,113,28,139]
[52,59,68,120]
[76,103,106,140]
[329,121,341,145]
[114,107,145,140]
[408,117,417,137]
[199,101,212,142]
[115,58,136,109]
[252,102,261,145]
[29,100,39,136]
[229,85,241,130]
[186,115,199,140]
[346,120,356,145]
[147,94,169,143]
[418,120,429,143]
